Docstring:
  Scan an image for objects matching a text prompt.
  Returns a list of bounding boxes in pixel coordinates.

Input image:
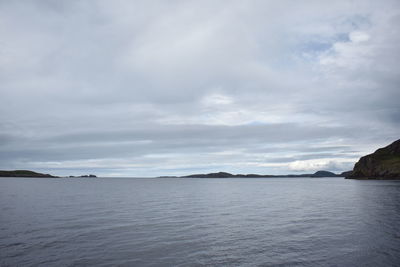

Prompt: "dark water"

[1,178,400,267]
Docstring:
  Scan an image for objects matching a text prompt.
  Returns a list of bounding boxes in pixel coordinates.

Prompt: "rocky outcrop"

[340,170,353,177]
[346,139,400,179]
[0,170,58,178]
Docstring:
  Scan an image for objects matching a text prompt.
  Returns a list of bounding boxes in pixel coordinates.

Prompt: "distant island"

[68,175,97,178]
[166,139,400,180]
[160,170,344,178]
[346,139,400,179]
[0,170,97,178]
[0,170,58,178]
[3,139,399,180]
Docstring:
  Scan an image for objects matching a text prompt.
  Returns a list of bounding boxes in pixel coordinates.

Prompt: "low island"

[2,139,399,180]
[0,170,97,178]
[0,170,58,178]
[160,170,343,178]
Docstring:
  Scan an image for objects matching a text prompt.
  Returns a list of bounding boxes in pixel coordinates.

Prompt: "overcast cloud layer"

[0,0,399,177]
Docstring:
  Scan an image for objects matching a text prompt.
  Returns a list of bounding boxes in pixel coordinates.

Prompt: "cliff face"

[347,139,400,179]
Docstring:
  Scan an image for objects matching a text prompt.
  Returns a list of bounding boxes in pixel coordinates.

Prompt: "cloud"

[0,0,399,176]
[349,31,370,43]
[202,93,234,106]
[288,159,355,172]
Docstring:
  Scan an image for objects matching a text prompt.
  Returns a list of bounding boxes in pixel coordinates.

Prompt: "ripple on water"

[1,178,400,266]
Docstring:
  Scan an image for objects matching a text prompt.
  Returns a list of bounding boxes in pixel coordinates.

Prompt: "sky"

[0,0,399,177]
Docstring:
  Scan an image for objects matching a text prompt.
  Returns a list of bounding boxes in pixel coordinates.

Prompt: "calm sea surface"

[1,177,400,266]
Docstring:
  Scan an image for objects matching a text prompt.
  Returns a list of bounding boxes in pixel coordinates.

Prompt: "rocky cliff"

[347,139,400,179]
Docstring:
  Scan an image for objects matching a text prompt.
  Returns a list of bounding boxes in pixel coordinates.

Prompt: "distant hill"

[174,170,341,178]
[0,170,58,178]
[346,139,400,179]
[312,171,338,177]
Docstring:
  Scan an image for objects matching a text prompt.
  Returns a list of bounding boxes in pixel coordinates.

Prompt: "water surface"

[1,177,400,266]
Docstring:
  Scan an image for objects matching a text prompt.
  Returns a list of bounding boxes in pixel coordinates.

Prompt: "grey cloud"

[0,0,399,176]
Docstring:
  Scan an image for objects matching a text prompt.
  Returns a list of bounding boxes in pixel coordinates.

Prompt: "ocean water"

[1,177,400,267]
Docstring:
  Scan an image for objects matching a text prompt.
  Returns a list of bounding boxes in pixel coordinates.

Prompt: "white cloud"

[349,31,370,43]
[201,93,234,106]
[288,159,355,172]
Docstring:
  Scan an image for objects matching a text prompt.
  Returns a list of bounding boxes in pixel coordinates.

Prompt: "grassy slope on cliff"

[348,139,400,179]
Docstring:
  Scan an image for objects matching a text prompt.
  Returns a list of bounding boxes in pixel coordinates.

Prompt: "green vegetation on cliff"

[347,139,400,179]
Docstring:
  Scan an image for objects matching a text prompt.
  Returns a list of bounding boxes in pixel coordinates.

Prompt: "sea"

[1,177,400,267]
